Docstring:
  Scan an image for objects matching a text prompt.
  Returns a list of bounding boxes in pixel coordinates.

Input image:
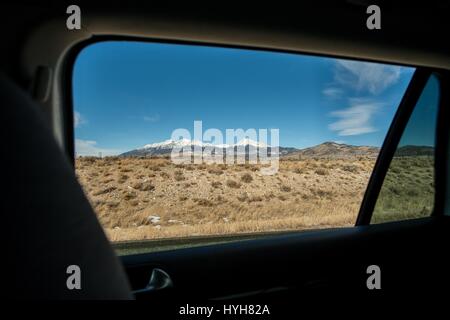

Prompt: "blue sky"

[397,74,439,147]
[73,41,415,156]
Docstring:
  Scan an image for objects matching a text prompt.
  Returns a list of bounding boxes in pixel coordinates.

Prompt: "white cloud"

[334,60,401,94]
[322,87,344,99]
[143,114,160,122]
[75,139,121,157]
[329,99,383,136]
[74,111,86,128]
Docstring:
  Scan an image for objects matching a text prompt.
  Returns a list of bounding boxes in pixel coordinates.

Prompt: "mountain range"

[119,139,381,159]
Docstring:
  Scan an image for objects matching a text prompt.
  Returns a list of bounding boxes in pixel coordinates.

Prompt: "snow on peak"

[235,138,268,147]
[141,138,201,149]
[141,137,270,150]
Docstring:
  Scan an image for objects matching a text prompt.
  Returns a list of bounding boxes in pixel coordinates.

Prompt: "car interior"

[1,0,449,312]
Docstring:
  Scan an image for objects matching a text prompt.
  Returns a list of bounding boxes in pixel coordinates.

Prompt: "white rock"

[147,215,161,224]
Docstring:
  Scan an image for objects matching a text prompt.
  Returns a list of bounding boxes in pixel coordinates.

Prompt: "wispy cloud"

[143,114,160,122]
[75,139,121,156]
[74,111,86,128]
[334,60,401,95]
[329,99,383,136]
[322,87,344,99]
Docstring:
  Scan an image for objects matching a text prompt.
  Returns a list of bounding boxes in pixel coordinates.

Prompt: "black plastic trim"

[434,70,450,216]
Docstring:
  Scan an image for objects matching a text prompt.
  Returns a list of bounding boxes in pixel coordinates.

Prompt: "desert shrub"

[160,172,170,179]
[123,191,137,200]
[226,180,241,188]
[129,200,139,207]
[211,181,222,188]
[174,170,185,181]
[314,168,329,175]
[132,181,155,191]
[313,188,334,199]
[101,156,115,163]
[389,166,401,174]
[341,164,359,173]
[131,182,143,190]
[293,167,304,174]
[264,192,275,200]
[405,188,420,197]
[93,186,116,196]
[387,185,402,195]
[208,167,224,175]
[307,162,318,169]
[280,185,291,192]
[301,193,311,200]
[106,201,120,208]
[248,195,263,202]
[118,174,129,183]
[237,194,248,202]
[193,198,213,206]
[241,173,253,183]
[81,156,97,163]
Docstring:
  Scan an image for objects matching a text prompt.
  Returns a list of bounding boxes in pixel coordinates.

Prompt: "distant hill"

[394,145,434,157]
[120,140,380,159]
[284,141,379,159]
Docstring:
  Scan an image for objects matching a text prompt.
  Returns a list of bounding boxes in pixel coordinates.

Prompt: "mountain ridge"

[120,139,381,158]
[119,140,434,159]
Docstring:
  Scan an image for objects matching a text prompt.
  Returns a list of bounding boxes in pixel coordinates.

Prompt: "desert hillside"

[76,156,375,241]
[75,142,433,242]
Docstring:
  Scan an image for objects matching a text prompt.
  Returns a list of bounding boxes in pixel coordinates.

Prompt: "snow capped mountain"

[139,138,268,150]
[141,139,213,149]
[121,138,276,157]
[235,138,269,148]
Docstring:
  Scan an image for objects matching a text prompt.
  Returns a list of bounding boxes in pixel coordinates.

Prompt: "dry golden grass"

[76,156,375,242]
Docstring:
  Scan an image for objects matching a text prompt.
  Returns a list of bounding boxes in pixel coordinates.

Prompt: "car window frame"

[356,69,448,225]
